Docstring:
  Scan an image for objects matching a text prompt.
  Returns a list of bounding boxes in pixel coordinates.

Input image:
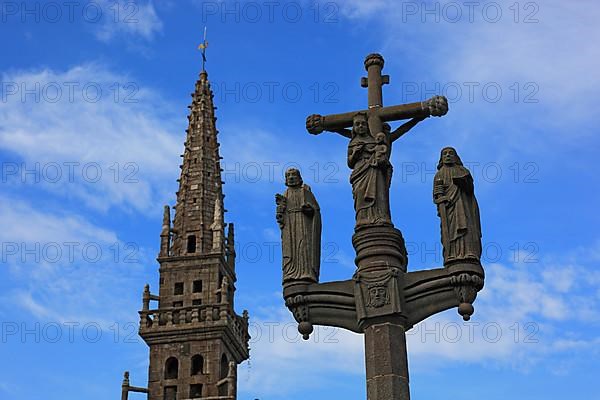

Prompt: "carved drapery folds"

[348,113,393,227]
[434,147,482,266]
[276,168,322,286]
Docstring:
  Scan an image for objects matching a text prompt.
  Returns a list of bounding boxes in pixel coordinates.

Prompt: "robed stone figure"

[433,147,482,266]
[276,168,321,285]
[326,112,425,228]
[347,114,392,227]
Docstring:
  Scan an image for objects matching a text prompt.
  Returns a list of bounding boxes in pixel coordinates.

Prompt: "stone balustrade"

[139,304,249,347]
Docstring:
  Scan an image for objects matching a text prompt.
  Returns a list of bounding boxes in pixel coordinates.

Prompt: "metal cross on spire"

[198,26,209,71]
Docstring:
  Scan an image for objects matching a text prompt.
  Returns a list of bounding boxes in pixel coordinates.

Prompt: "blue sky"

[1,0,599,399]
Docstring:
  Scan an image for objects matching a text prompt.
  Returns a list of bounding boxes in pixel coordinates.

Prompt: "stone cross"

[306,53,448,229]
[279,54,485,400]
[306,53,448,139]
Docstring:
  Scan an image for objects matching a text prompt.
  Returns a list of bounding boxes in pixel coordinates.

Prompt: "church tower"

[128,65,250,400]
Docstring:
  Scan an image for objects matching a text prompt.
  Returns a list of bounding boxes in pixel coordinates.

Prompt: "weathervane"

[198,26,208,71]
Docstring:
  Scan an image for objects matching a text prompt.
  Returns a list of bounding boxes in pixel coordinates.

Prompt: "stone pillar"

[364,322,410,400]
[354,225,411,399]
[352,225,407,273]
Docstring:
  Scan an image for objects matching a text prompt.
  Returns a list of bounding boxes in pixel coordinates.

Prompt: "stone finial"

[226,223,235,251]
[162,205,170,233]
[211,196,224,250]
[226,223,236,268]
[121,371,130,400]
[142,284,150,311]
[122,371,130,386]
[160,205,171,256]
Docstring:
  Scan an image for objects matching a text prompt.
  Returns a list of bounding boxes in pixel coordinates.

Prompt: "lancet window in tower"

[164,357,179,380]
[190,355,204,375]
[187,235,196,253]
[219,354,228,380]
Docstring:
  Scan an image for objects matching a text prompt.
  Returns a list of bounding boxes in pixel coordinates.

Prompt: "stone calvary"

[276,54,484,400]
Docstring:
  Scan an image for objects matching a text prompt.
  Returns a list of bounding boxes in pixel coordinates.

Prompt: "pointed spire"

[169,60,225,257]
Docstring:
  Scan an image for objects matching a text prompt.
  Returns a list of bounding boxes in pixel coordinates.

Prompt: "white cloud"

[218,123,346,189]
[238,307,363,397]
[236,240,600,396]
[0,63,181,214]
[337,0,389,19]
[0,195,150,327]
[542,265,576,293]
[0,194,116,244]
[93,0,163,42]
[336,0,600,155]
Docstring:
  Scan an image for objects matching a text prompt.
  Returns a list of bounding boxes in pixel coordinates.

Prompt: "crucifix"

[306,54,448,229]
[306,54,448,137]
[277,54,484,400]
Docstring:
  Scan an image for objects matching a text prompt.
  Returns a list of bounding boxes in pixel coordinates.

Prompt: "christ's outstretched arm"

[307,114,353,138]
[389,116,427,142]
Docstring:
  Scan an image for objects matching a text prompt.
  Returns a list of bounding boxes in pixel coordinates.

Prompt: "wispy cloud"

[0,63,181,214]
[92,0,163,42]
[0,194,151,326]
[236,239,600,397]
[238,307,363,397]
[336,0,600,156]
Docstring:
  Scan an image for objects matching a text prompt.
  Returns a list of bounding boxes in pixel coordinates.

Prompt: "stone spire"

[170,70,225,256]
[136,63,249,400]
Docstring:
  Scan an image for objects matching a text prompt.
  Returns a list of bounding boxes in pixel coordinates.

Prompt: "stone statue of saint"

[347,114,392,226]
[433,147,482,266]
[327,113,425,227]
[276,168,321,285]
